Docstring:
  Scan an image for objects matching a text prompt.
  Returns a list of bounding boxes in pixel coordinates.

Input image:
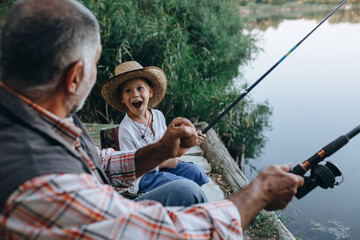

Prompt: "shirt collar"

[0,82,82,145]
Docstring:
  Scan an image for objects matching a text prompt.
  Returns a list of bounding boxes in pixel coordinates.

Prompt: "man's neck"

[36,94,69,119]
[0,81,69,119]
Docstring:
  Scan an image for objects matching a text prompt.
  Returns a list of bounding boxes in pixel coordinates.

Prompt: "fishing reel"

[292,161,343,199]
[288,125,360,199]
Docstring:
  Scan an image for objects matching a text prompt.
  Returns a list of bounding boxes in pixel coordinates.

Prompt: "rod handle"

[321,135,349,158]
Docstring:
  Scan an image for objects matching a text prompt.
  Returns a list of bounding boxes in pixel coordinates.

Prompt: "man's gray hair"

[0,0,100,100]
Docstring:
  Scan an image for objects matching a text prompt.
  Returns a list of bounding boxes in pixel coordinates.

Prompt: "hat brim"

[100,66,167,112]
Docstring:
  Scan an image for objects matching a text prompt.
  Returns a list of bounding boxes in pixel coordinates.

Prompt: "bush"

[78,0,272,159]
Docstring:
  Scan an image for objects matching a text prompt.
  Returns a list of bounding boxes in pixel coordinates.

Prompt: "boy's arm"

[158,157,179,169]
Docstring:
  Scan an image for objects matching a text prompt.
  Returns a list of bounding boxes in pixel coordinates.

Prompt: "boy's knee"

[171,179,208,204]
[135,178,208,206]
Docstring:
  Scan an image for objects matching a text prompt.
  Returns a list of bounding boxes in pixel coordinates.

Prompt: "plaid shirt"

[0,83,243,239]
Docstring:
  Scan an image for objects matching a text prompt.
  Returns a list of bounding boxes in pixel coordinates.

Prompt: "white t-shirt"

[118,109,167,193]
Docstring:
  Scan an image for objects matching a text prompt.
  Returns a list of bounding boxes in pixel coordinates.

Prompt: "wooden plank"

[195,122,296,240]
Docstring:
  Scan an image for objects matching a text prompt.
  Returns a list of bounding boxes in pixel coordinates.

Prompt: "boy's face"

[121,78,153,116]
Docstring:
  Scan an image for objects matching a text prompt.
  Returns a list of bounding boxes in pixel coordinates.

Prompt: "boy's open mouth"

[132,101,143,109]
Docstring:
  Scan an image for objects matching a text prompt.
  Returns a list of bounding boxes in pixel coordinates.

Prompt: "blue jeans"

[134,178,208,206]
[139,161,209,193]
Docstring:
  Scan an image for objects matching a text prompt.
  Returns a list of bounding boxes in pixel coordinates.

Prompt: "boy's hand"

[196,130,206,145]
[159,158,179,169]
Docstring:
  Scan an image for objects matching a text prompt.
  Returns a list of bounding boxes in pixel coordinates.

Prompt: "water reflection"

[237,7,360,240]
[245,8,360,31]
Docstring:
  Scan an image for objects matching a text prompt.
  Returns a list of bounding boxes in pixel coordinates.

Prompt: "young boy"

[101,61,209,194]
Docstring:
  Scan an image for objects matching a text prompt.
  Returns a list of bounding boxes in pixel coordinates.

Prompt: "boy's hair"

[117,78,153,100]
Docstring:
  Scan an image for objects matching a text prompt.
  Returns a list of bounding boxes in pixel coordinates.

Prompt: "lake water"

[235,8,360,240]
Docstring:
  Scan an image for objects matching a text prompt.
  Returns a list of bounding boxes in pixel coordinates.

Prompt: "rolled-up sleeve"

[99,148,137,190]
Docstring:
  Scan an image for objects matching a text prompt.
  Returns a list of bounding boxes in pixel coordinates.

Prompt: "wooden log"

[228,144,245,171]
[195,122,296,240]
[221,133,245,171]
[195,122,249,192]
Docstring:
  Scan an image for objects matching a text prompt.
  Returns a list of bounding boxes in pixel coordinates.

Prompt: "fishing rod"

[202,0,349,134]
[291,124,360,199]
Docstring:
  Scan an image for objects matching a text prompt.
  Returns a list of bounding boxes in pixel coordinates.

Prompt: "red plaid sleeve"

[0,173,243,239]
[99,148,137,191]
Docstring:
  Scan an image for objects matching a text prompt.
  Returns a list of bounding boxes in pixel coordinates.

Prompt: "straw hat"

[100,61,167,112]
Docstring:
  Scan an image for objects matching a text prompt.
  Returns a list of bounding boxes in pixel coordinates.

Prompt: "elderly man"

[0,0,303,239]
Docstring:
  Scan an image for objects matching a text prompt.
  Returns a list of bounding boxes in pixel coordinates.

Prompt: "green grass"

[249,212,281,238]
[83,123,114,148]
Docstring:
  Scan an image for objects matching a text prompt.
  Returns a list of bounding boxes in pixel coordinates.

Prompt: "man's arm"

[1,173,243,239]
[228,163,304,229]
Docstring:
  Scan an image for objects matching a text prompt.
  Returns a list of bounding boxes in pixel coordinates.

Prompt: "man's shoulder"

[0,110,83,164]
[0,107,88,208]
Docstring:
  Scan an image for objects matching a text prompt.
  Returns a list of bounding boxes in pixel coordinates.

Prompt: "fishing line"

[202,0,349,134]
[344,162,360,180]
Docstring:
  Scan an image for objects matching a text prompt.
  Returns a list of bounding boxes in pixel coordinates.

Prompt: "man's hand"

[228,163,304,229]
[258,163,304,211]
[159,158,179,169]
[135,117,198,177]
[159,117,198,157]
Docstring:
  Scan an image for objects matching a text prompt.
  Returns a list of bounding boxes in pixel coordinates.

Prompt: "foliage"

[211,88,272,160]
[249,212,281,238]
[77,0,272,159]
[0,0,272,160]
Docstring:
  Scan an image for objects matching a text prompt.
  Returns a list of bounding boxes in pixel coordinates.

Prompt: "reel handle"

[292,161,343,199]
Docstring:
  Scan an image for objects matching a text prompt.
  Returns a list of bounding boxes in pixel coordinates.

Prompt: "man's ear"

[65,61,84,94]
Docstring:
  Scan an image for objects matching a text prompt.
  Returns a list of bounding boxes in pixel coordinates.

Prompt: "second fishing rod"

[202,0,349,135]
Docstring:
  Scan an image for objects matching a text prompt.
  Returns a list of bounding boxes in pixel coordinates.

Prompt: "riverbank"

[238,1,359,23]
[239,2,355,15]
